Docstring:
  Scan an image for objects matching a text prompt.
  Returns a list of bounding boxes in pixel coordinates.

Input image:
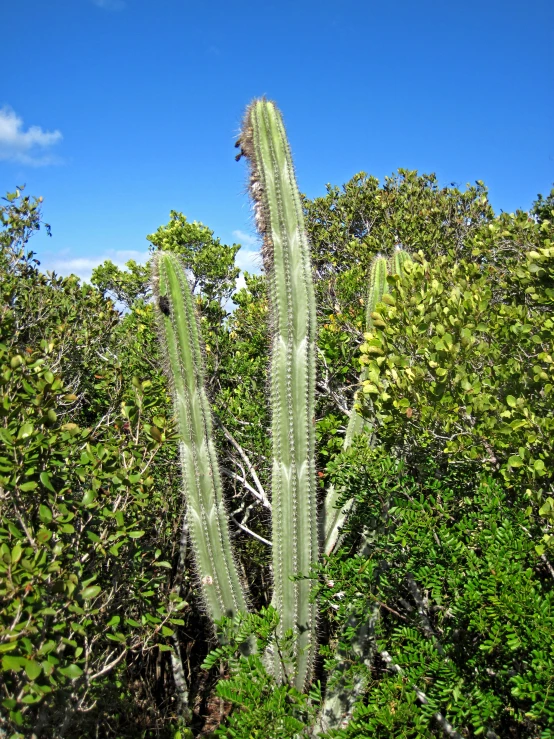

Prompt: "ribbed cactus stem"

[323,254,389,556]
[346,254,389,447]
[151,252,249,632]
[239,99,318,689]
[365,254,389,331]
[391,244,411,276]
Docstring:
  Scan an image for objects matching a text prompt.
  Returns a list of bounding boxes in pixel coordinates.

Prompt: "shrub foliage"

[1,171,553,738]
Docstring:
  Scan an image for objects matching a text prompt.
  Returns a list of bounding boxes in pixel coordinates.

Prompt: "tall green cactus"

[323,254,389,556]
[151,251,249,630]
[237,99,319,689]
[152,97,412,729]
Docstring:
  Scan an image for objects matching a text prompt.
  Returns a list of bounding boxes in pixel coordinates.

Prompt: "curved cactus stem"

[239,99,318,690]
[323,255,389,556]
[314,535,378,736]
[313,606,378,736]
[151,252,249,635]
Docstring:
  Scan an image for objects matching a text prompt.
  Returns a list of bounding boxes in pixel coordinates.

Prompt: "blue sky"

[1,0,552,282]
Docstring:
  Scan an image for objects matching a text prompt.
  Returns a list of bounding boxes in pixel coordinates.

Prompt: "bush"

[317,451,554,738]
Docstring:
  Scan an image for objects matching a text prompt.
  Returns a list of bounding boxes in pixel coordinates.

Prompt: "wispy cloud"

[41,249,149,284]
[233,229,258,248]
[0,107,62,166]
[232,230,262,276]
[91,0,126,10]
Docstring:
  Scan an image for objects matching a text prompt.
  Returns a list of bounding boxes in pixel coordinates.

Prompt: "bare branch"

[230,515,272,547]
[220,425,271,510]
[88,649,127,682]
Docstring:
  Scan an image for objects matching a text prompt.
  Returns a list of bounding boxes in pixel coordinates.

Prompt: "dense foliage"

[0,191,186,737]
[317,452,554,738]
[1,170,553,738]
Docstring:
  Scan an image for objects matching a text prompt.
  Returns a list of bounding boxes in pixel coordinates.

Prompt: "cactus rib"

[240,99,318,689]
[152,251,249,629]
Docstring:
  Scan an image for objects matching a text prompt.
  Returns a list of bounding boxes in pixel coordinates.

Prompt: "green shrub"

[317,451,554,738]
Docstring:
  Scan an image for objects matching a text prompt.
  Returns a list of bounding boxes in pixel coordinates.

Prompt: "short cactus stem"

[365,254,389,330]
[152,251,249,632]
[239,99,319,689]
[391,244,411,276]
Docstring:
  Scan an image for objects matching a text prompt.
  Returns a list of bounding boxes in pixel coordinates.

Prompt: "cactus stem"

[152,251,249,635]
[240,99,318,689]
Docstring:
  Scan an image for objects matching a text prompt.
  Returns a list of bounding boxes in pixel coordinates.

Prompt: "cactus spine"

[323,254,389,556]
[152,252,249,630]
[239,99,318,689]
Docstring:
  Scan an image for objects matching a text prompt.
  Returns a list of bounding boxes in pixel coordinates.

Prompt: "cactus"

[152,96,412,728]
[323,254,389,556]
[317,250,411,733]
[151,251,249,631]
[238,99,319,689]
[391,243,411,277]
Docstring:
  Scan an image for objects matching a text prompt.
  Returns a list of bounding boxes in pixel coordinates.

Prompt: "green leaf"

[534,459,546,473]
[20,481,38,492]
[2,655,26,672]
[40,471,56,492]
[17,423,34,440]
[36,528,52,543]
[58,664,83,679]
[24,659,42,680]
[11,544,22,563]
[150,425,163,442]
[81,489,97,506]
[39,504,53,523]
[0,642,18,654]
[127,531,145,539]
[506,395,517,408]
[21,693,42,704]
[508,455,523,468]
[80,585,101,600]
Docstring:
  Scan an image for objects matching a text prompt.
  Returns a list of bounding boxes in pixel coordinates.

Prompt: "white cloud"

[232,229,259,248]
[236,247,262,275]
[41,249,149,284]
[0,107,62,166]
[91,0,126,9]
[232,229,262,277]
